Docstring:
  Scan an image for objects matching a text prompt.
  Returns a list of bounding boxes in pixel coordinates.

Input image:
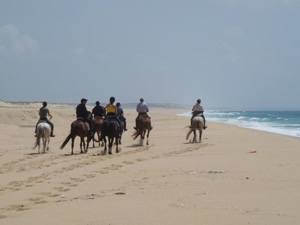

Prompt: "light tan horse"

[33,122,51,154]
[132,116,152,145]
[186,115,204,143]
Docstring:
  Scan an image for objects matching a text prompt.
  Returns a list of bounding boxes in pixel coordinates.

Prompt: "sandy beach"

[1,101,300,225]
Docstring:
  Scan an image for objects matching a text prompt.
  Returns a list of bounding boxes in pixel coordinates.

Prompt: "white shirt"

[136,102,149,113]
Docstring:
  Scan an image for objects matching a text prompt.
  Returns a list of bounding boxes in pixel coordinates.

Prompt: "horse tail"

[132,123,145,140]
[100,120,108,140]
[186,128,193,140]
[60,124,77,149]
[33,133,40,149]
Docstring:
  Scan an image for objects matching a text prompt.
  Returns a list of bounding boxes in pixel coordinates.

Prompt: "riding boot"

[34,123,38,137]
[50,126,55,137]
[134,119,138,130]
[124,121,127,131]
[203,121,207,129]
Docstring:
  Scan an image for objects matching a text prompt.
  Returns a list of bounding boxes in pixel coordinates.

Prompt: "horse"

[100,117,121,154]
[60,113,94,155]
[33,122,51,154]
[186,115,204,143]
[92,116,104,147]
[132,116,152,145]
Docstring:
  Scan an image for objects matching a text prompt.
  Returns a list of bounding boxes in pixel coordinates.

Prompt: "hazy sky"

[0,0,299,109]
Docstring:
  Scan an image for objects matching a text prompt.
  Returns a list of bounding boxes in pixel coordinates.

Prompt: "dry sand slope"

[1,102,300,225]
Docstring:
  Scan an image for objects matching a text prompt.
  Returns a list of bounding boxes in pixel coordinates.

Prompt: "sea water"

[178,110,300,138]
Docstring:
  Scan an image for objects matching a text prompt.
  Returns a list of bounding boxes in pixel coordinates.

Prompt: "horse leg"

[80,137,85,154]
[86,136,91,153]
[42,137,46,153]
[108,137,113,154]
[193,130,196,143]
[47,137,50,151]
[146,129,150,145]
[116,136,119,153]
[199,129,202,142]
[38,136,41,154]
[103,137,107,154]
[71,137,75,155]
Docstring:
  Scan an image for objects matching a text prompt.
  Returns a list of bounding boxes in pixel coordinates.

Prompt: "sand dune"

[0,102,300,224]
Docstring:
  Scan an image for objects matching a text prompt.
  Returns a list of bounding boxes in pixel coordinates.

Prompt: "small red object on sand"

[248,151,257,153]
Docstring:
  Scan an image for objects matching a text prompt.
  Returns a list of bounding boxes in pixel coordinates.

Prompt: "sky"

[0,0,300,109]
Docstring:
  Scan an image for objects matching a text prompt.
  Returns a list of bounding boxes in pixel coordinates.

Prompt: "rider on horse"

[105,97,122,132]
[134,98,151,130]
[76,98,93,133]
[92,101,106,118]
[191,99,207,129]
[35,101,55,137]
[116,102,127,131]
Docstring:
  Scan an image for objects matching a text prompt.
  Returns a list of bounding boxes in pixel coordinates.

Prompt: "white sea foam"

[177,110,300,138]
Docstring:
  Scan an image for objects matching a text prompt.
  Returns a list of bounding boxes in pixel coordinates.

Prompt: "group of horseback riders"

[35,97,156,137]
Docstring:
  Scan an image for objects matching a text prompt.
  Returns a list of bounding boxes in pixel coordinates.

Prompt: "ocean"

[177,110,300,138]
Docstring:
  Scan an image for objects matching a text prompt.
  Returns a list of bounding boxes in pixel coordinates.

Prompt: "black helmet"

[96,101,100,105]
[110,97,115,103]
[43,101,47,107]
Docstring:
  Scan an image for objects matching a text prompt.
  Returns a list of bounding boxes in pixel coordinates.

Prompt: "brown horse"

[132,116,152,145]
[100,117,121,154]
[60,113,94,155]
[186,115,204,143]
[92,116,104,147]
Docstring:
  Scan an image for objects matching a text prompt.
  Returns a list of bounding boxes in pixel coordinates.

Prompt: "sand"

[0,101,300,225]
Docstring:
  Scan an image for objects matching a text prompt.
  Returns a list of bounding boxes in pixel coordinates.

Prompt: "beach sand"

[0,101,300,225]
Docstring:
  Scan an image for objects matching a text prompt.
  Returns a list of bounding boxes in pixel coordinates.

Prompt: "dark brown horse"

[92,116,104,147]
[100,117,121,154]
[60,113,94,155]
[132,116,152,145]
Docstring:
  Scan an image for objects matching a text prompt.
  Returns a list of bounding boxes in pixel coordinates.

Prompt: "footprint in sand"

[83,174,96,178]
[39,192,60,198]
[123,161,134,165]
[53,187,70,192]
[69,177,85,182]
[136,158,146,162]
[95,170,109,174]
[5,204,30,211]
[28,197,47,205]
[61,182,78,187]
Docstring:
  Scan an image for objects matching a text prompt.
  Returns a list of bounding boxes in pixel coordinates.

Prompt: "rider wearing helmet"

[191,99,207,129]
[76,98,93,132]
[35,101,55,137]
[92,101,106,118]
[134,98,150,130]
[105,97,122,131]
[116,102,127,131]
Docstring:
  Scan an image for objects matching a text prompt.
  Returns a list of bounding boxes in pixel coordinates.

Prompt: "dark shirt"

[92,105,104,117]
[76,104,88,118]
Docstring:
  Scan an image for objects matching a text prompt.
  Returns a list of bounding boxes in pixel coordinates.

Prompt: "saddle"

[105,115,116,120]
[77,117,86,122]
[37,120,47,124]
